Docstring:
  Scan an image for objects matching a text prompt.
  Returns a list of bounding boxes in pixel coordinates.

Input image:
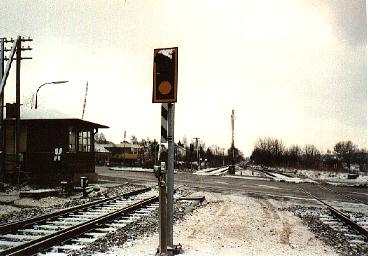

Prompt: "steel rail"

[2,195,159,256]
[316,184,368,206]
[0,187,151,234]
[299,187,368,240]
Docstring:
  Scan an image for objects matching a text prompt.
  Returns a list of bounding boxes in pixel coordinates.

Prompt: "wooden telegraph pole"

[0,36,32,184]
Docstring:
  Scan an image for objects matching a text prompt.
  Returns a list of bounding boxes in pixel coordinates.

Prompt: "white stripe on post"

[161,103,168,143]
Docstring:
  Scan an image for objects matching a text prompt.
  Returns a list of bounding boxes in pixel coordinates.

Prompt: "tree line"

[250,137,367,171]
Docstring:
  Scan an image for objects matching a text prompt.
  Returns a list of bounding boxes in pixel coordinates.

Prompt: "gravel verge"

[281,205,368,256]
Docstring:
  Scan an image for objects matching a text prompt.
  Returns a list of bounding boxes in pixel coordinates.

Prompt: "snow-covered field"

[292,169,368,186]
[238,165,368,186]
[103,192,337,256]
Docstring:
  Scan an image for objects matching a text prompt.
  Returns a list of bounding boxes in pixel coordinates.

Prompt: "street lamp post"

[34,80,68,109]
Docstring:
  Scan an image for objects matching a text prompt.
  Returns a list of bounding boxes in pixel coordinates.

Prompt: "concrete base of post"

[156,244,183,256]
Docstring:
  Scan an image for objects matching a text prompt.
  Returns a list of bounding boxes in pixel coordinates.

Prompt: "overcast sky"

[0,0,366,155]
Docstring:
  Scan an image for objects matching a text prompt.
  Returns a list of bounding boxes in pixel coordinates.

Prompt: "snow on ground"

[14,196,72,208]
[235,168,266,177]
[194,167,228,176]
[0,183,115,219]
[0,205,21,217]
[224,168,272,181]
[110,167,153,173]
[291,169,368,186]
[268,172,316,184]
[193,167,217,175]
[236,165,368,186]
[103,192,337,256]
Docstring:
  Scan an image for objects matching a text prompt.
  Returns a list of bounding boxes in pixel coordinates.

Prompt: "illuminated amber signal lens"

[158,81,172,95]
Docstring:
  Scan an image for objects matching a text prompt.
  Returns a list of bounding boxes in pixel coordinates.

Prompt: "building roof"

[20,108,75,120]
[102,142,143,149]
[95,143,111,153]
[6,108,109,128]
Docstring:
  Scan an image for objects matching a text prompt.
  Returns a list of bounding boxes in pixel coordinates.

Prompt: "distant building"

[3,106,108,184]
[95,143,111,166]
[102,141,145,166]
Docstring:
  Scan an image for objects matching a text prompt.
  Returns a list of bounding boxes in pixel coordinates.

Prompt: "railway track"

[0,188,159,256]
[249,166,368,252]
[316,184,368,206]
[299,187,368,252]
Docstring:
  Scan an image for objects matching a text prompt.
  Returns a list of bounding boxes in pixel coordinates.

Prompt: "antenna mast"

[81,81,88,119]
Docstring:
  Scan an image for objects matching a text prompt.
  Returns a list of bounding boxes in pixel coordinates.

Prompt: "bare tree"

[302,144,320,168]
[22,93,35,109]
[286,145,301,167]
[252,137,285,166]
[95,132,108,144]
[130,135,138,145]
[334,141,357,169]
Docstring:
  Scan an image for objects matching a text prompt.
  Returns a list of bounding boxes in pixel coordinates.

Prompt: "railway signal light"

[153,47,178,103]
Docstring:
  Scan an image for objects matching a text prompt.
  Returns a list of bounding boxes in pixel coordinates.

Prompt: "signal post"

[153,47,179,255]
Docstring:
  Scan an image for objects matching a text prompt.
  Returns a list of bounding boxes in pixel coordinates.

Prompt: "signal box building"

[3,107,108,184]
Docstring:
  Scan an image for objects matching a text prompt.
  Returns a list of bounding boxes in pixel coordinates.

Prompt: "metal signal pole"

[153,47,179,255]
[158,162,168,255]
[167,102,175,251]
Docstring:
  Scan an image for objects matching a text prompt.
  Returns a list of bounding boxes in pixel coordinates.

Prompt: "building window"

[78,131,91,152]
[69,128,76,153]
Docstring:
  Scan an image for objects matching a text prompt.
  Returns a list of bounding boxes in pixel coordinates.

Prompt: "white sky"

[0,0,366,156]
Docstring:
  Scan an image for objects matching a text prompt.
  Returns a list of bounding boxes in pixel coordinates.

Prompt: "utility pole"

[15,36,21,185]
[222,148,225,166]
[229,109,235,174]
[0,38,4,127]
[193,137,200,170]
[0,38,4,183]
[0,36,32,185]
[123,130,126,166]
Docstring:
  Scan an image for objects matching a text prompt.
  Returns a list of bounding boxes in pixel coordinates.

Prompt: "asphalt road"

[96,166,368,205]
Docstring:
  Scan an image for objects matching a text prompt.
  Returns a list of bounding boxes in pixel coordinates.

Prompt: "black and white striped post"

[161,103,168,143]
